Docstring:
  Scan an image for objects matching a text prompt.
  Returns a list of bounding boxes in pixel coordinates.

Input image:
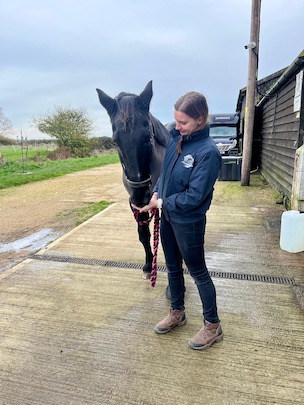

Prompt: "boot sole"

[188,333,224,350]
[154,318,187,334]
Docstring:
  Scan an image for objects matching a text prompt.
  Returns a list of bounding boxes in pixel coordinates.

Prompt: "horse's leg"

[137,212,153,277]
[136,211,173,298]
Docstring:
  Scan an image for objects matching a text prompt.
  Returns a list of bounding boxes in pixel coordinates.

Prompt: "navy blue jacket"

[154,125,222,223]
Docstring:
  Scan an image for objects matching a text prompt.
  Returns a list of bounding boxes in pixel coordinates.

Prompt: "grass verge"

[0,153,119,189]
[74,201,112,226]
[57,201,113,228]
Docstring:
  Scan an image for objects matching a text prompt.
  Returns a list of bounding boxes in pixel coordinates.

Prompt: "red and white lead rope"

[150,208,160,288]
[132,207,160,288]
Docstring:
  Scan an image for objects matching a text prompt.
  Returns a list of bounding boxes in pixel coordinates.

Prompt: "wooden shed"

[237,50,304,204]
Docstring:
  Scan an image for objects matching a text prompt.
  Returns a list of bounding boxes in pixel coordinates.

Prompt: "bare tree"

[0,108,13,137]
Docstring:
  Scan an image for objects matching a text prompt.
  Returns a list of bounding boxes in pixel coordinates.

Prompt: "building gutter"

[257,49,304,108]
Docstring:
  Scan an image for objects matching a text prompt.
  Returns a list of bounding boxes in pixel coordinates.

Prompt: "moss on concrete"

[214,174,278,207]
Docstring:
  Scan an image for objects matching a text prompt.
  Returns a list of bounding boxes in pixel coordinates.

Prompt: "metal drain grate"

[32,254,295,285]
[208,270,295,285]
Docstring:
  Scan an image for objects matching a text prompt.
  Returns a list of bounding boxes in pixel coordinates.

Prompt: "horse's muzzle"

[131,187,151,208]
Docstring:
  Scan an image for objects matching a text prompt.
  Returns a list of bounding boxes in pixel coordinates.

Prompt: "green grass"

[0,151,120,189]
[0,144,53,162]
[60,201,112,226]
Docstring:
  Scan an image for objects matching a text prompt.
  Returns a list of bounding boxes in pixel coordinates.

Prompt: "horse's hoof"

[142,272,151,280]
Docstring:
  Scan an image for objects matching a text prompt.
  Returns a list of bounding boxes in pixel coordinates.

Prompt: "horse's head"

[96,81,154,207]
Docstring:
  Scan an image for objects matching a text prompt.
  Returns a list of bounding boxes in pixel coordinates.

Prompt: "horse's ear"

[96,88,117,117]
[139,81,153,110]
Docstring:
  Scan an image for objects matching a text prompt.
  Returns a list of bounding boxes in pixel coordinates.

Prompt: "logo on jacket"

[182,154,194,168]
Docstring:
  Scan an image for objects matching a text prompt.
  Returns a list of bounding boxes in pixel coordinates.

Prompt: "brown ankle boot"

[188,321,223,350]
[154,308,186,334]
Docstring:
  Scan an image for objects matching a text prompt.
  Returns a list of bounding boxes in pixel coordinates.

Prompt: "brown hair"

[174,91,209,123]
[175,91,209,153]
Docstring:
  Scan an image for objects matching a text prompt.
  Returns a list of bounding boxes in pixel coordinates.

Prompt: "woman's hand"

[132,192,158,213]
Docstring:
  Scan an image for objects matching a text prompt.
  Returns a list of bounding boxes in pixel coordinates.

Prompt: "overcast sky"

[1,0,304,139]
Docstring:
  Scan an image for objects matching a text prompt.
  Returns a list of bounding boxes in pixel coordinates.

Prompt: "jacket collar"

[171,124,210,143]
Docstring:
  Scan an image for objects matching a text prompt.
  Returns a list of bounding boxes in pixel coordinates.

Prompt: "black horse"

[96,81,170,277]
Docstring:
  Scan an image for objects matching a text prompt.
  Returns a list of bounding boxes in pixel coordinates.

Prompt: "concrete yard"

[0,166,303,405]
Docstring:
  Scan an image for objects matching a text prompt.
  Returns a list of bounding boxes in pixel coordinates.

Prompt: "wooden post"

[291,145,304,212]
[241,0,261,186]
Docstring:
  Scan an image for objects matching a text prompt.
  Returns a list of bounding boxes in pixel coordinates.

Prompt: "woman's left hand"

[131,193,158,213]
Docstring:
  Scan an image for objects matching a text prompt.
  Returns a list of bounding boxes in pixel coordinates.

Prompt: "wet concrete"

[0,228,57,254]
[0,228,64,275]
[0,168,303,405]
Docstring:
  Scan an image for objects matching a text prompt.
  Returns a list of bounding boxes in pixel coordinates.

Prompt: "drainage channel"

[32,254,296,286]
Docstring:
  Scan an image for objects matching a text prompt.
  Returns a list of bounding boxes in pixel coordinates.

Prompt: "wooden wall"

[259,78,302,200]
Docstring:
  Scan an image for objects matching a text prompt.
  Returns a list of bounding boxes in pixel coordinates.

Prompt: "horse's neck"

[150,115,170,149]
[149,117,169,187]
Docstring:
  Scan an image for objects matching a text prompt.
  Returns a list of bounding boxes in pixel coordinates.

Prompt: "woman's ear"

[197,117,204,126]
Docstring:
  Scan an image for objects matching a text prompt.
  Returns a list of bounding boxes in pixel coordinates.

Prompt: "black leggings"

[160,215,219,323]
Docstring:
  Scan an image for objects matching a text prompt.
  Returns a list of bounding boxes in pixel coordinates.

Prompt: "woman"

[135,91,223,350]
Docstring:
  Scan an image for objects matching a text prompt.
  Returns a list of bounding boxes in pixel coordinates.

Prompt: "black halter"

[126,175,152,188]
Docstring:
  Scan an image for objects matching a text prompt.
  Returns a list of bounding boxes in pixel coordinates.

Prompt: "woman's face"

[174,110,204,136]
